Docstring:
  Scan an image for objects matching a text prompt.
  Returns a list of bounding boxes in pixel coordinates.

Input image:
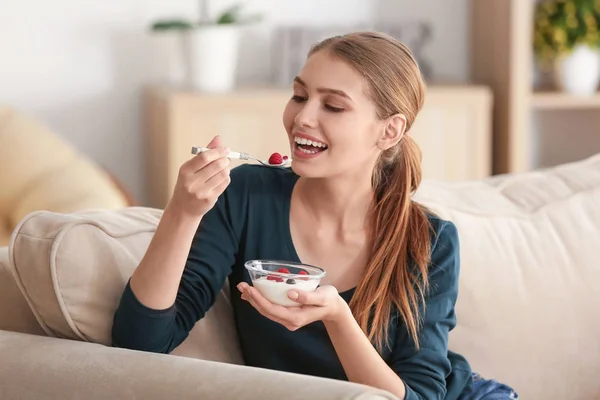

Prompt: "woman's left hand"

[237,282,349,331]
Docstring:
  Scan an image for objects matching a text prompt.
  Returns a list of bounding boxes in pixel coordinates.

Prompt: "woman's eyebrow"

[294,76,353,101]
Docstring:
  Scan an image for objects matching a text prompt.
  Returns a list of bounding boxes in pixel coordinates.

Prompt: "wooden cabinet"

[143,85,492,209]
[471,0,600,174]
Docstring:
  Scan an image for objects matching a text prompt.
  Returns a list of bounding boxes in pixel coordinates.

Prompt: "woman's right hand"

[168,135,231,219]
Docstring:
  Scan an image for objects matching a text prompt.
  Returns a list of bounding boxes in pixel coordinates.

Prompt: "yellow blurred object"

[534,0,600,63]
[0,105,133,246]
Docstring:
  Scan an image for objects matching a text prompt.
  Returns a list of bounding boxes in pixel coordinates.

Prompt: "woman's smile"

[292,132,329,159]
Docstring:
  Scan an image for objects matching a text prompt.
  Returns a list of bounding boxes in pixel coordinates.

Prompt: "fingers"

[191,156,231,190]
[179,155,229,205]
[243,286,282,313]
[238,285,305,331]
[180,138,230,192]
[288,290,325,306]
[180,134,229,175]
[170,135,232,217]
[206,135,224,149]
[241,289,295,328]
[237,284,344,329]
[288,285,336,306]
[184,146,229,175]
[208,174,231,197]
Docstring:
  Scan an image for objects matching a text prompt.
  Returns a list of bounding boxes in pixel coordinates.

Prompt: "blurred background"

[1,0,599,217]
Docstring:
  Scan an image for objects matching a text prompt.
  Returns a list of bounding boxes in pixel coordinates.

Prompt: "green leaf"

[216,4,244,24]
[150,19,193,31]
[533,0,600,60]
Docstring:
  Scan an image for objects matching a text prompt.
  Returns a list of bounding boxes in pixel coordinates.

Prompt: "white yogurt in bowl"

[252,276,320,306]
[244,260,326,307]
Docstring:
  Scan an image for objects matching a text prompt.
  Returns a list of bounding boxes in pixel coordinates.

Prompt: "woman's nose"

[293,101,319,129]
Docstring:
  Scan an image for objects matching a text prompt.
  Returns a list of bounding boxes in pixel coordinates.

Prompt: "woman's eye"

[291,95,343,113]
[325,104,344,112]
[291,95,307,103]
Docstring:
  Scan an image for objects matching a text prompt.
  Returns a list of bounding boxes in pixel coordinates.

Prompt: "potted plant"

[533,0,600,95]
[147,20,193,87]
[150,2,262,93]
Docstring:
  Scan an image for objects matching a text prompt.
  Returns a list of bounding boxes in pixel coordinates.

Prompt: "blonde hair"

[309,32,431,351]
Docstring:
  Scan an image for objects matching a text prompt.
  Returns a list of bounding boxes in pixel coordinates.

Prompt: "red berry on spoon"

[268,153,283,165]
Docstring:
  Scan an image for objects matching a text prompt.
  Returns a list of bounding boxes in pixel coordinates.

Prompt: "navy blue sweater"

[112,164,472,400]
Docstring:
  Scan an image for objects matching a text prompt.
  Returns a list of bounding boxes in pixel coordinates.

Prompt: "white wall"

[0,0,469,204]
[374,0,470,82]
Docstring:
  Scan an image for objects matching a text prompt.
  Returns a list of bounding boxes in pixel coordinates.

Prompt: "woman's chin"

[291,162,320,178]
[290,160,335,180]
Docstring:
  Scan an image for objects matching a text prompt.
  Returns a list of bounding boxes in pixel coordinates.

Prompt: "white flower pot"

[149,31,187,86]
[184,25,241,93]
[555,44,600,95]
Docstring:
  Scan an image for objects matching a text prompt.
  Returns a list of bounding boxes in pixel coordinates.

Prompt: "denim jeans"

[458,372,519,400]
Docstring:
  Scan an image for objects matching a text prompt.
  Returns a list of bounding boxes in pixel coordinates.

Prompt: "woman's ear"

[377,113,407,151]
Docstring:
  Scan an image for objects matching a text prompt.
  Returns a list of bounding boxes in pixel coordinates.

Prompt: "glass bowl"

[244,260,326,306]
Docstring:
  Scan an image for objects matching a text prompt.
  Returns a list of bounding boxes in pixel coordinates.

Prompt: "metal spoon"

[191,146,290,167]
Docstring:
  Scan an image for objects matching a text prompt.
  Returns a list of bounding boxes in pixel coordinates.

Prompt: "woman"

[112,32,518,400]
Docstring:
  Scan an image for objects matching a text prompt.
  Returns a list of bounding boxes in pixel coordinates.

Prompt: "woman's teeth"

[294,136,328,148]
[294,136,328,154]
[298,146,318,154]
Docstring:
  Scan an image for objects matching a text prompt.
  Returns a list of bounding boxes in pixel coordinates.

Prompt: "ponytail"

[349,135,432,351]
[309,30,431,352]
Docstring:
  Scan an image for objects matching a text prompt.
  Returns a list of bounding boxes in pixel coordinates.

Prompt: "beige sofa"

[1,153,599,400]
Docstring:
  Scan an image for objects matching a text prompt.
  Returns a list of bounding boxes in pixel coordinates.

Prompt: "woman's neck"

[295,174,374,233]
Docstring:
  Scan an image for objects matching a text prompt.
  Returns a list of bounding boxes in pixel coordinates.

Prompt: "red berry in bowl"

[268,152,283,165]
[277,267,290,274]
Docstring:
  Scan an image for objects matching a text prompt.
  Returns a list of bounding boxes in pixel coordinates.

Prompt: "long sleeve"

[388,220,464,400]
[111,167,248,353]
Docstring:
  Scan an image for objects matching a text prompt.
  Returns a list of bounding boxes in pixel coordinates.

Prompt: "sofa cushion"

[413,153,600,400]
[8,207,242,365]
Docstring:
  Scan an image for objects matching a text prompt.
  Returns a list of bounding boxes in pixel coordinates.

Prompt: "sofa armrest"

[0,247,45,335]
[0,330,398,400]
